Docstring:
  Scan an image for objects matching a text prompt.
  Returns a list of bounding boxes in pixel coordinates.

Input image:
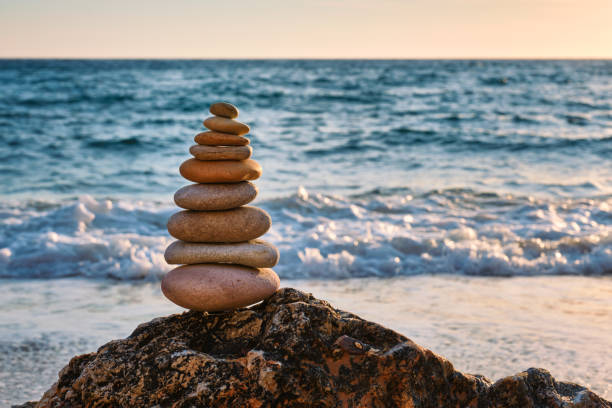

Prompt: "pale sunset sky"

[0,0,610,58]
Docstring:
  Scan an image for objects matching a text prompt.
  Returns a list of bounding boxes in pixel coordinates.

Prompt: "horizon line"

[1,56,612,61]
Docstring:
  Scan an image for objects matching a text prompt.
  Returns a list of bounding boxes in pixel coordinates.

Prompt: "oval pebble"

[167,207,271,242]
[189,144,252,161]
[179,158,261,183]
[161,264,280,311]
[203,117,250,135]
[194,131,250,146]
[210,102,239,119]
[164,239,279,268]
[174,182,257,211]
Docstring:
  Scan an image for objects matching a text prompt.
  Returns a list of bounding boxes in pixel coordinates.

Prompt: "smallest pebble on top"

[210,102,239,119]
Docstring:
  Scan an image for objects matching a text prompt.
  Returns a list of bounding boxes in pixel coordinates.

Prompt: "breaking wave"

[1,188,610,280]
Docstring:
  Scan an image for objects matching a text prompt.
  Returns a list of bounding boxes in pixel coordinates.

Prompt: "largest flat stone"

[165,239,279,268]
[167,207,271,242]
[161,264,280,311]
[174,182,258,211]
[180,158,261,183]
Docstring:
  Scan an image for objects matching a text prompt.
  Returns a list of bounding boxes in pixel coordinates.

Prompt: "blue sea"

[1,60,611,404]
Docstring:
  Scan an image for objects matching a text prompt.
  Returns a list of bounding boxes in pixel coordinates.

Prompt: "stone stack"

[162,102,280,312]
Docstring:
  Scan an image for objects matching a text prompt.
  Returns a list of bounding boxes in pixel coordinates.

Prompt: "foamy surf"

[1,189,610,280]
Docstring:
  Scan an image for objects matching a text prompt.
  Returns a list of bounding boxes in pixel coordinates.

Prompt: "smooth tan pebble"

[174,182,257,211]
[179,158,261,183]
[161,264,280,311]
[203,117,250,136]
[189,144,252,161]
[194,131,250,146]
[164,239,279,268]
[167,206,271,242]
[210,102,239,119]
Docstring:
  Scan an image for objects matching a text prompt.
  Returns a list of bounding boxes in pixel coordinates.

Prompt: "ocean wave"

[1,189,610,280]
[1,60,611,279]
[86,137,144,148]
[377,127,612,152]
[563,114,590,126]
[479,76,510,86]
[2,60,611,201]
[511,114,541,124]
[11,92,136,107]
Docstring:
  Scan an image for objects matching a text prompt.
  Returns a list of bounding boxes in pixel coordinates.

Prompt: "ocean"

[0,59,611,404]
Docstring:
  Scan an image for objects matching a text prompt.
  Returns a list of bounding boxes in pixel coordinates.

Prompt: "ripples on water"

[1,61,612,405]
[0,59,610,279]
[0,188,610,279]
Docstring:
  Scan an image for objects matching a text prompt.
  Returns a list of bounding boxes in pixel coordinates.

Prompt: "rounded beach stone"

[203,117,250,136]
[189,144,252,161]
[164,239,279,268]
[167,207,271,242]
[194,131,250,146]
[174,182,257,211]
[210,102,239,119]
[161,264,280,311]
[179,158,261,183]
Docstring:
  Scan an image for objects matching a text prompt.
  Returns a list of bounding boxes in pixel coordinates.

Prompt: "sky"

[0,0,610,58]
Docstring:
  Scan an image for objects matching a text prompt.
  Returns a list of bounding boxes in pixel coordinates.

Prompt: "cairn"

[162,102,280,312]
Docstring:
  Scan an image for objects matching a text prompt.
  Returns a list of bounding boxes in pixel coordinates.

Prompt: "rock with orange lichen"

[20,288,611,408]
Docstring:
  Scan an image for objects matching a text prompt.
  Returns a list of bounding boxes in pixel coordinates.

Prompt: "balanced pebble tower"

[162,102,280,312]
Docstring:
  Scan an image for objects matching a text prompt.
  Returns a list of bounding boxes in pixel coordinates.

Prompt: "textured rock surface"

[24,288,611,408]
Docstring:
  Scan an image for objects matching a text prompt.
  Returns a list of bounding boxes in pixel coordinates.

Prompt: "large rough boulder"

[22,288,610,407]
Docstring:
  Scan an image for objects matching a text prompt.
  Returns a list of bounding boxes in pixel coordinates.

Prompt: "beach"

[0,59,611,405]
[2,275,611,405]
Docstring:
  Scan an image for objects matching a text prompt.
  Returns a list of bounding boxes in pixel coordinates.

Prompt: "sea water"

[0,60,610,404]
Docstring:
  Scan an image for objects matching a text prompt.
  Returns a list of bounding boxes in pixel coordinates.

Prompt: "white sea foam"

[0,196,173,279]
[0,189,610,280]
